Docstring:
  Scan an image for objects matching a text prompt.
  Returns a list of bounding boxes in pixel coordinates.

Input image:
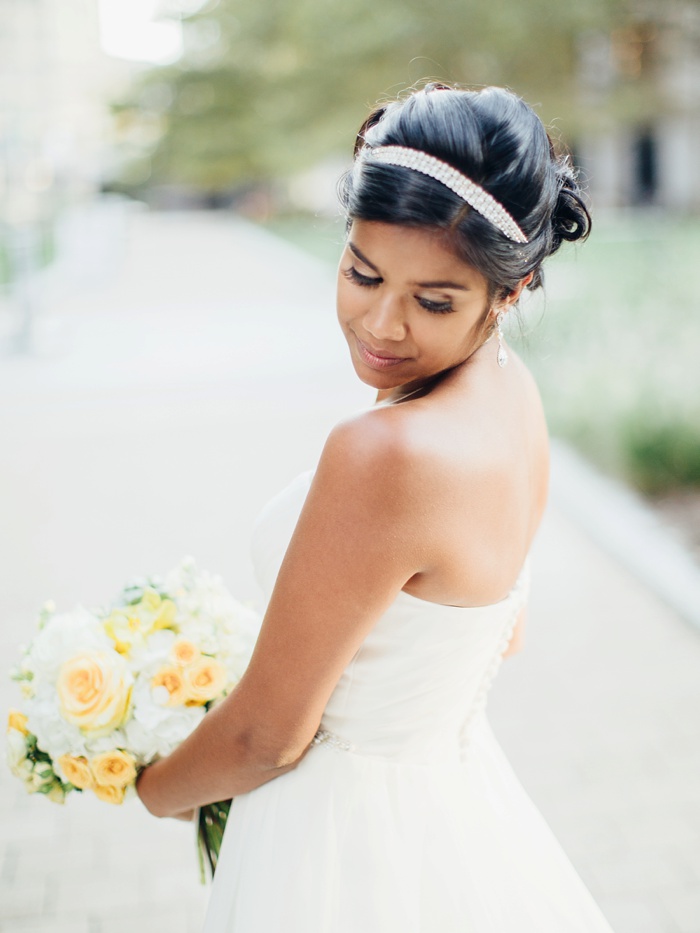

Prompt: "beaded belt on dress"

[311,729,355,752]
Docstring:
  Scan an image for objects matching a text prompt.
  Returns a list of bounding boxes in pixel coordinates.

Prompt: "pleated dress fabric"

[202,471,614,932]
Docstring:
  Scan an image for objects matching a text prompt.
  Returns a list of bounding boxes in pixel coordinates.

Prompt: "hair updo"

[338,84,591,303]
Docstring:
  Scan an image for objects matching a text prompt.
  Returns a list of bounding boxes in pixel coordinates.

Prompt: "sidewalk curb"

[550,439,700,632]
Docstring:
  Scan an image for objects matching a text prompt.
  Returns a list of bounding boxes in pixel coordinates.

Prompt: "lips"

[354,335,408,370]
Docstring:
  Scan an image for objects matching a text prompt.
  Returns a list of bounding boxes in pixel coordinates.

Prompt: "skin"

[136,220,549,820]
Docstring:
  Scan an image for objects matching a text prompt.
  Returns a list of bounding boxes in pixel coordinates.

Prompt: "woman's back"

[251,466,529,763]
[369,346,549,608]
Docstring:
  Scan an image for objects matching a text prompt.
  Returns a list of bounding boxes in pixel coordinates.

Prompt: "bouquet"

[5,558,259,879]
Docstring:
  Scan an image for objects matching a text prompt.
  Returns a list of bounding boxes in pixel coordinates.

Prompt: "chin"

[349,359,408,391]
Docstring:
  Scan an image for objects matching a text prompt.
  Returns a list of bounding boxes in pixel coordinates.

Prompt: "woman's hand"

[135,763,194,820]
[173,808,196,822]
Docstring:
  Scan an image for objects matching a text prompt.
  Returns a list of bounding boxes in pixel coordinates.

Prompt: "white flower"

[27,696,89,761]
[129,629,176,676]
[125,691,204,760]
[6,729,28,775]
[30,761,55,791]
[24,608,111,687]
[86,729,129,756]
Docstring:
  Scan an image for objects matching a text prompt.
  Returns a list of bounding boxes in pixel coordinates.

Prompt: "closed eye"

[344,265,455,313]
[417,297,455,314]
[343,266,381,288]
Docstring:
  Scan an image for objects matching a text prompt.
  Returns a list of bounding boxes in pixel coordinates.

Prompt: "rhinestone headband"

[360,145,528,244]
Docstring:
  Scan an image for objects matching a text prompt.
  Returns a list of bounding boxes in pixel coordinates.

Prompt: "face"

[337,220,497,397]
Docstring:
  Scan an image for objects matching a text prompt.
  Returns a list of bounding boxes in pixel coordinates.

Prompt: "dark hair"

[338,84,591,302]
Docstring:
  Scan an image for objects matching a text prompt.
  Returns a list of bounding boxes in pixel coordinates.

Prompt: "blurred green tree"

[113,0,647,195]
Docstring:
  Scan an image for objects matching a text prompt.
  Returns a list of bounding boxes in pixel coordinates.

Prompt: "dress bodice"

[251,470,529,765]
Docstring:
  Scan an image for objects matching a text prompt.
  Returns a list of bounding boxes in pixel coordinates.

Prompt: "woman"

[137,84,614,931]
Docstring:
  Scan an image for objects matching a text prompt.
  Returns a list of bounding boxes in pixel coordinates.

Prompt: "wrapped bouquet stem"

[197,798,233,878]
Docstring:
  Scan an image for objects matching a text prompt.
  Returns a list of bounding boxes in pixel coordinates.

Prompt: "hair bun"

[551,157,591,252]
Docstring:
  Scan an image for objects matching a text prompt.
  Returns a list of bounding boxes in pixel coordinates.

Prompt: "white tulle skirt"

[202,715,614,932]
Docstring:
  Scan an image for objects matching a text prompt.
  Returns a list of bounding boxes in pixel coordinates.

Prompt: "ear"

[489,272,535,324]
[505,271,534,307]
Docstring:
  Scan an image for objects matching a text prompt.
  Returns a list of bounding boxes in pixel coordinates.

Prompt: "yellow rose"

[57,652,133,733]
[184,658,227,705]
[90,749,137,788]
[93,783,126,805]
[151,665,187,706]
[7,709,29,735]
[171,639,200,667]
[57,754,93,789]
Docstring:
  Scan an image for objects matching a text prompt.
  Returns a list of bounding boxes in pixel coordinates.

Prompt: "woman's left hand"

[173,808,196,822]
[136,765,194,820]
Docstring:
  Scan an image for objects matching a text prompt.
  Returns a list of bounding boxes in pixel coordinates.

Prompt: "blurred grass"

[261,210,700,495]
[514,212,700,494]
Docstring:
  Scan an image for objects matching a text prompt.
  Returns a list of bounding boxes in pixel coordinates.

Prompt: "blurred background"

[3,0,700,524]
[1,1,700,932]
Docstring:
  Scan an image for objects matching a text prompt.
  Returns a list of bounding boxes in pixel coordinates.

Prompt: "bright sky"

[98,0,183,64]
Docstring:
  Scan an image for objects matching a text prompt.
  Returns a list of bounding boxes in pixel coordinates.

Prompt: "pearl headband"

[360,145,528,244]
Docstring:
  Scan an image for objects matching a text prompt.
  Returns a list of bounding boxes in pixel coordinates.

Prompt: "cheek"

[414,316,481,358]
[336,280,363,324]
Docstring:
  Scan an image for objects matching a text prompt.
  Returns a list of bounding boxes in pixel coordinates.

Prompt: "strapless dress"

[202,470,614,932]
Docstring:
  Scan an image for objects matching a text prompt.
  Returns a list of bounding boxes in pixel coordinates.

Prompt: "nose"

[362,292,407,343]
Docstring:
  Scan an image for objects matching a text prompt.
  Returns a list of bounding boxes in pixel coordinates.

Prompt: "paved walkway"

[1,209,699,933]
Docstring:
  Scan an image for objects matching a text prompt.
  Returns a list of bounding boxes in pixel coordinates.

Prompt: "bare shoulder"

[316,404,445,517]
[321,405,423,472]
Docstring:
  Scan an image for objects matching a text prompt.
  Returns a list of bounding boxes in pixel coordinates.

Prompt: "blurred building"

[577,2,700,211]
[0,0,172,350]
[0,0,130,230]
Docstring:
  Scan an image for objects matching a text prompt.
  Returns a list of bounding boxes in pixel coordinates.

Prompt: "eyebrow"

[415,279,469,291]
[348,241,470,291]
[348,241,379,271]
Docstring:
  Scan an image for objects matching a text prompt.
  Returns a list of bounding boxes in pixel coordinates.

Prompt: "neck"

[375,331,498,407]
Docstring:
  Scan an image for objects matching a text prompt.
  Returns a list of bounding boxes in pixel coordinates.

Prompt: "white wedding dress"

[202,470,614,932]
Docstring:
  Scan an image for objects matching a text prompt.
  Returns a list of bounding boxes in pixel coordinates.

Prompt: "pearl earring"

[496,310,508,367]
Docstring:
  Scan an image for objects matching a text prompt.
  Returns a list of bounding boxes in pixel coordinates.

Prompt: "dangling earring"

[496,310,508,367]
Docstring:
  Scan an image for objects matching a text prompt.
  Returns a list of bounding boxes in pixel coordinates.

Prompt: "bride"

[137,83,614,931]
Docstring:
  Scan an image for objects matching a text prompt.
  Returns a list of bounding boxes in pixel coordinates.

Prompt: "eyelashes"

[342,266,455,314]
[418,297,455,314]
[344,266,380,288]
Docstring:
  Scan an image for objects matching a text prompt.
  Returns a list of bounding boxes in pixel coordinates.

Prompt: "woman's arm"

[137,415,429,819]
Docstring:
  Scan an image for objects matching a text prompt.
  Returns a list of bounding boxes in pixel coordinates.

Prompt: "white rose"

[6,729,28,774]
